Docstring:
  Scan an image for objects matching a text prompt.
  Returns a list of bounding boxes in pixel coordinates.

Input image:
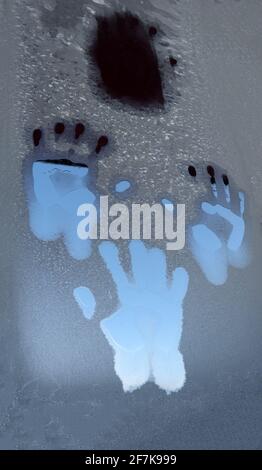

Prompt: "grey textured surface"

[0,0,262,449]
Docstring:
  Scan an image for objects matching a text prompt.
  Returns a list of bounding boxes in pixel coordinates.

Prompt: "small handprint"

[75,241,189,394]
[188,163,250,285]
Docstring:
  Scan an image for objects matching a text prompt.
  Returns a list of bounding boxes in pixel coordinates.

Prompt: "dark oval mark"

[207,165,215,177]
[33,128,42,147]
[75,122,85,140]
[210,176,216,185]
[96,135,109,154]
[188,165,197,177]
[54,122,65,135]
[222,174,229,186]
[91,12,164,106]
[97,135,108,147]
[149,26,157,37]
[169,57,177,67]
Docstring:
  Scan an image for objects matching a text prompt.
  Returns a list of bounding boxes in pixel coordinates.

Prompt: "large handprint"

[74,241,189,394]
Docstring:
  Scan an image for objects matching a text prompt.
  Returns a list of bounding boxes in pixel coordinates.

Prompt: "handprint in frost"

[74,241,189,394]
[188,164,250,285]
[25,122,109,260]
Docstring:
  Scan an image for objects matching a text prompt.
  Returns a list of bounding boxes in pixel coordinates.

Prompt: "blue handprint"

[189,164,250,285]
[24,123,108,260]
[74,241,189,394]
[29,161,95,260]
